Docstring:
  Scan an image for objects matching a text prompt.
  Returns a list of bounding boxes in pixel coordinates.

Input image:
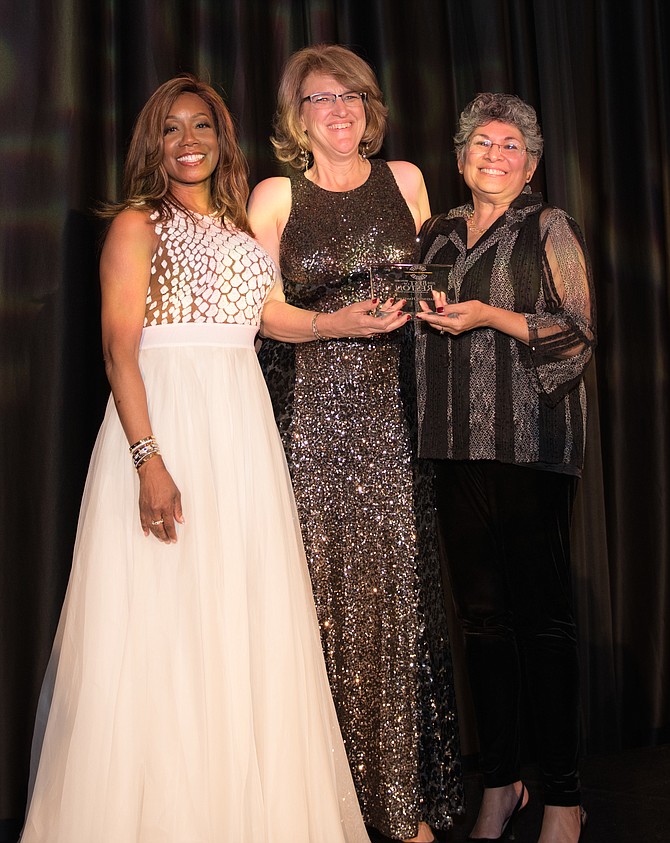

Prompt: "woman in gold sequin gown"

[20,75,370,843]
[248,45,464,843]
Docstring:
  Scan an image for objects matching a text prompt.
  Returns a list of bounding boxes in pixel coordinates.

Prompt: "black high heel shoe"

[466,783,528,842]
[578,806,588,841]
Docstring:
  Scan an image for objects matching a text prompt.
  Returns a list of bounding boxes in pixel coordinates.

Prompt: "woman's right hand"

[100,208,185,544]
[137,457,184,544]
[319,298,411,339]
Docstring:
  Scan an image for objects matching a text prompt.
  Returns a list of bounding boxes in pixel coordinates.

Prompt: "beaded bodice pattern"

[145,209,277,327]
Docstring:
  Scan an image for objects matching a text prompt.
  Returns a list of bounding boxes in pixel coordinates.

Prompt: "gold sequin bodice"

[279,159,418,310]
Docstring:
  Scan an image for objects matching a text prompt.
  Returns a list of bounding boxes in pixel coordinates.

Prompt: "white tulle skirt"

[21,324,369,843]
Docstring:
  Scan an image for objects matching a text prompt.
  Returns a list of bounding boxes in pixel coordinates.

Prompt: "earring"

[301,130,311,171]
[360,142,369,159]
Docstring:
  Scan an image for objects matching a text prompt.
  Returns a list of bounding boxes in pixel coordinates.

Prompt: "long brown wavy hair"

[99,74,251,233]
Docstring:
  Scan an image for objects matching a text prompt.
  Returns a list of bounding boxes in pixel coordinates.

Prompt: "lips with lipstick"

[177,153,207,166]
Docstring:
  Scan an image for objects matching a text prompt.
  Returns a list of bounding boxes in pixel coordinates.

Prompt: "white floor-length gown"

[20,208,370,843]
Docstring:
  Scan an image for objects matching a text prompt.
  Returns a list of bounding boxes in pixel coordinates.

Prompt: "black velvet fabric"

[433,459,581,806]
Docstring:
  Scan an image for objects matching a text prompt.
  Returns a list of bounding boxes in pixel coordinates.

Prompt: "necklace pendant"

[465,211,489,234]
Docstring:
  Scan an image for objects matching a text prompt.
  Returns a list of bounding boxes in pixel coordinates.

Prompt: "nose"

[179,127,197,146]
[484,142,504,159]
[332,95,348,114]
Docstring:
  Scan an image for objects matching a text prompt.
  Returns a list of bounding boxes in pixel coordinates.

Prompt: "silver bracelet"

[129,435,161,470]
[311,312,326,341]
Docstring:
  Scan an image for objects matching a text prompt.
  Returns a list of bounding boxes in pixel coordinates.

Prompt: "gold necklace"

[465,210,490,234]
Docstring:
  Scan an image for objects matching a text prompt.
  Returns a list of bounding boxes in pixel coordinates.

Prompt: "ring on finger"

[151,519,164,526]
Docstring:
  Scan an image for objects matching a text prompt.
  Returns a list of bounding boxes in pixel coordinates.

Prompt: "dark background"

[1,0,668,835]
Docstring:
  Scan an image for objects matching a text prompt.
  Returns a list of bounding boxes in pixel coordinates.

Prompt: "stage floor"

[369,744,670,843]
[2,745,668,842]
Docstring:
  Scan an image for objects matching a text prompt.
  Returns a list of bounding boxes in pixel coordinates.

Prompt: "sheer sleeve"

[523,208,596,405]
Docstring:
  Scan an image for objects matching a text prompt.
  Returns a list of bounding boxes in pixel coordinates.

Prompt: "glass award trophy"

[368,263,453,313]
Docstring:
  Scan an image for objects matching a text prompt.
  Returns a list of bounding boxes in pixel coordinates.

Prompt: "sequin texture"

[258,161,464,839]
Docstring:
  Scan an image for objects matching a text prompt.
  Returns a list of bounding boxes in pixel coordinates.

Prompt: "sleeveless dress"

[259,161,464,839]
[20,208,370,843]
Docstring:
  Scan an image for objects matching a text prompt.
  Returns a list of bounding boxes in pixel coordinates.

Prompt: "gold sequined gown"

[20,209,370,843]
[259,161,464,839]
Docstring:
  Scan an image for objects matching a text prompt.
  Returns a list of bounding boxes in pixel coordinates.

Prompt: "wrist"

[311,311,325,341]
[480,302,493,328]
[311,311,336,340]
[136,453,165,476]
[129,435,161,470]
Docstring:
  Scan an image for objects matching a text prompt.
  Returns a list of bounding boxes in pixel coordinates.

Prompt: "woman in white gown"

[20,74,370,843]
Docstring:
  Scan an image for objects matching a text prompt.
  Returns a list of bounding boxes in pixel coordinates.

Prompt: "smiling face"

[162,92,220,194]
[298,72,367,162]
[461,119,537,205]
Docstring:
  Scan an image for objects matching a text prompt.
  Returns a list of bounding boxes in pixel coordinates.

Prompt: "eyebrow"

[472,132,521,141]
[165,112,211,121]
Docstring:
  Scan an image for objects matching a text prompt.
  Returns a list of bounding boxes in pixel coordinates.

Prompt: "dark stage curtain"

[2,0,669,833]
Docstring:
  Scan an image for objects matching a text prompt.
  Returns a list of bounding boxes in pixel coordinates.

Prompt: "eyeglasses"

[301,91,367,108]
[469,139,526,159]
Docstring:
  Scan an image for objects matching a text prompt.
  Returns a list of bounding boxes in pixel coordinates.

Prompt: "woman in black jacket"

[416,92,596,843]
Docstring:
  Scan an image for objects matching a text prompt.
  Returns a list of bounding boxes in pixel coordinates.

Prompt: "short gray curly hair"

[454,92,544,166]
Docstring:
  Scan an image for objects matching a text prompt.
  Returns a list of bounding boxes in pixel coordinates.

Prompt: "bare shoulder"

[386,160,431,228]
[248,176,292,211]
[101,207,158,271]
[104,207,156,248]
[387,160,426,189]
[248,177,293,260]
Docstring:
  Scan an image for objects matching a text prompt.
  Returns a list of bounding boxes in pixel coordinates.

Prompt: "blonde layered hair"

[101,74,251,233]
[272,44,388,170]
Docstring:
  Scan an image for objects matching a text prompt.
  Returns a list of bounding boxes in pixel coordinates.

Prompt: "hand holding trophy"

[368,263,454,315]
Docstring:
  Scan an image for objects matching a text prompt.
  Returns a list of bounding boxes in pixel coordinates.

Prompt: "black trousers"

[433,459,581,806]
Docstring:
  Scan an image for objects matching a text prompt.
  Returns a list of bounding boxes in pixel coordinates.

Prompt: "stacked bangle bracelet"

[129,435,161,470]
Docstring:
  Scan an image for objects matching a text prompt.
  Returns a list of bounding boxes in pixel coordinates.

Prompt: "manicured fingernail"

[372,298,379,305]
[437,307,445,313]
[405,314,412,321]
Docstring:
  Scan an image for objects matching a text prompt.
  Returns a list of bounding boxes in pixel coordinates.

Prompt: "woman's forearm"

[483,304,530,344]
[104,352,155,445]
[260,299,352,343]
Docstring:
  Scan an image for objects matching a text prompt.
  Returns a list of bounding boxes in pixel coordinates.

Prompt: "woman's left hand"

[415,291,489,335]
[325,297,410,338]
[138,456,184,544]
